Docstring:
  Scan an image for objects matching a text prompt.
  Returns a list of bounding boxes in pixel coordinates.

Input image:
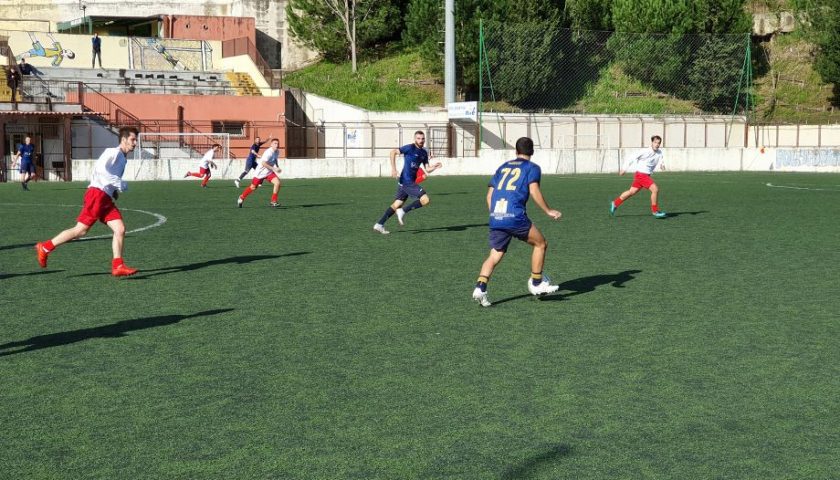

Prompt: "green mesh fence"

[479,21,752,117]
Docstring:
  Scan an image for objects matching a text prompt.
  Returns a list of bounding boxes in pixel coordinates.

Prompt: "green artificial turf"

[1,172,838,479]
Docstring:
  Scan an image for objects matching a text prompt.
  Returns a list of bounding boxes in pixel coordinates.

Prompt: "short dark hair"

[651,135,662,142]
[118,126,138,139]
[515,137,534,156]
[213,143,222,148]
[414,131,425,137]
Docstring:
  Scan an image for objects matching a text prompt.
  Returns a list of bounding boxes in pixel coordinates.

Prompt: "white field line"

[0,203,167,240]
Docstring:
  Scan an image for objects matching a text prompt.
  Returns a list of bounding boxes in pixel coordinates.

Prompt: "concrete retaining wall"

[68,147,840,181]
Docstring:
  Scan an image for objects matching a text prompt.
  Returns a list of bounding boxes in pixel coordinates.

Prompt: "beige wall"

[4,30,221,71]
[0,0,318,70]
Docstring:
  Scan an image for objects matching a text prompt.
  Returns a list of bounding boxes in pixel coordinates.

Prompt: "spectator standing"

[91,33,102,68]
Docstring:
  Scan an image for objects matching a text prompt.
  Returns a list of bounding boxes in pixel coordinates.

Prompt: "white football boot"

[472,288,491,307]
[527,275,559,296]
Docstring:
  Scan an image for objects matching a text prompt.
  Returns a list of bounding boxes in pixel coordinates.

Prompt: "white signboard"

[448,101,478,122]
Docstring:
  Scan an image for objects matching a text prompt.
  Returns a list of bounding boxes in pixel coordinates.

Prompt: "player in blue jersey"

[235,135,271,188]
[472,137,562,307]
[373,131,442,234]
[13,135,36,190]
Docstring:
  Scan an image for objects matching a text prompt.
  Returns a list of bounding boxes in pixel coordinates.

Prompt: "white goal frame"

[135,132,238,179]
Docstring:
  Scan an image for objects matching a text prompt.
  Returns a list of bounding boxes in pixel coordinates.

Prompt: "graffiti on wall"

[776,149,840,168]
[15,32,76,66]
[130,38,213,71]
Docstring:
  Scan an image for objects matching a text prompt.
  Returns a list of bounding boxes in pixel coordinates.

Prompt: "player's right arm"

[389,148,400,178]
[529,182,561,220]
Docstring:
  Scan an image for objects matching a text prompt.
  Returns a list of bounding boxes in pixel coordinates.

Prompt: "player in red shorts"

[610,135,667,218]
[237,139,282,208]
[35,127,140,276]
[184,144,220,188]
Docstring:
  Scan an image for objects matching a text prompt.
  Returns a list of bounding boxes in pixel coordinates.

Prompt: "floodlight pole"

[444,0,455,106]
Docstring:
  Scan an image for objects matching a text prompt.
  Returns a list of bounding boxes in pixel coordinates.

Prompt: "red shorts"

[77,187,122,226]
[251,172,278,186]
[631,172,655,190]
[199,167,210,176]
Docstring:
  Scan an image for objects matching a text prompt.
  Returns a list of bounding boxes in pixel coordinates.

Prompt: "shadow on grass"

[617,210,709,218]
[501,444,573,479]
[0,242,34,252]
[0,270,63,280]
[434,191,473,196]
[279,202,345,209]
[409,223,487,234]
[493,270,642,305]
[0,308,233,357]
[71,252,311,279]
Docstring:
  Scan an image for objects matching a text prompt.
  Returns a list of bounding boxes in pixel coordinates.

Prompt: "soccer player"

[610,135,667,218]
[12,135,36,190]
[35,127,140,277]
[235,135,271,188]
[237,138,282,208]
[184,144,220,188]
[372,131,442,234]
[472,137,562,307]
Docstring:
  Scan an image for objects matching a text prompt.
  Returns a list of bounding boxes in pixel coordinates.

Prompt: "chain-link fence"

[479,22,751,117]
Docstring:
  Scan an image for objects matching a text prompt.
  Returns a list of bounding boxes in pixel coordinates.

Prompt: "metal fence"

[479,23,751,117]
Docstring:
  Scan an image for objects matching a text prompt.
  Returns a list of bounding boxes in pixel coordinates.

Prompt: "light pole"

[444,0,455,105]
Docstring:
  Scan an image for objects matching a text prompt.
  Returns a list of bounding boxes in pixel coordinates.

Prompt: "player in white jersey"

[184,144,220,188]
[35,127,139,276]
[610,135,667,218]
[237,139,282,208]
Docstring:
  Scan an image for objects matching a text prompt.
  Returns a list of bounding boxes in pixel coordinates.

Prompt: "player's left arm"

[486,186,494,211]
[529,182,561,220]
[658,153,666,171]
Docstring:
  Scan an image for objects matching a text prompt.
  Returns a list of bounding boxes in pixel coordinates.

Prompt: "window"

[211,121,245,137]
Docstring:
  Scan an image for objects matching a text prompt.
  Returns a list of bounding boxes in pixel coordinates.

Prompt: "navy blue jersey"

[398,144,429,185]
[488,159,542,229]
[18,144,35,162]
[247,140,267,162]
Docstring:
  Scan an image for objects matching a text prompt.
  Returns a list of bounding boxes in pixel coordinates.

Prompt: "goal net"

[134,132,238,180]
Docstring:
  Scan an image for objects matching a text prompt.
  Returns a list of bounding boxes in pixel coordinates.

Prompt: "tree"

[794,0,840,101]
[565,0,612,31]
[404,0,568,95]
[286,0,401,72]
[609,0,751,112]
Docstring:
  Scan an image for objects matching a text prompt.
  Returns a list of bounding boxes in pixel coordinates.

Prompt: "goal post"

[134,132,238,180]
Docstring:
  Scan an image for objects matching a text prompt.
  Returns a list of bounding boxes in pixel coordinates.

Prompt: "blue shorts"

[394,183,426,201]
[19,160,34,174]
[244,157,258,171]
[488,224,532,252]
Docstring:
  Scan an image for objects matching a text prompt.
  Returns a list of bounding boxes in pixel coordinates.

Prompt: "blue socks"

[378,207,395,225]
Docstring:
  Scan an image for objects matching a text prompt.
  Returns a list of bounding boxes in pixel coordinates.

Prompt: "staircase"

[225,72,262,96]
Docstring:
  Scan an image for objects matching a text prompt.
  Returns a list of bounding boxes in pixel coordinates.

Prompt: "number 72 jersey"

[488,159,542,229]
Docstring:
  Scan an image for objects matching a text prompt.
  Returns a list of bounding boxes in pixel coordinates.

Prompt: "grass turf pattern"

[1,173,838,478]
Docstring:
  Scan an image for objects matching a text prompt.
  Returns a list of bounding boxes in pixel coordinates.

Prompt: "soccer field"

[1,172,838,479]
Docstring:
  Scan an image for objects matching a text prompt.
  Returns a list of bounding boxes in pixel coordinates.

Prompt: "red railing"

[221,36,282,90]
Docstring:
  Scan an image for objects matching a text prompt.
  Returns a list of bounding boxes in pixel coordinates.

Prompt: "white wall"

[68,147,840,181]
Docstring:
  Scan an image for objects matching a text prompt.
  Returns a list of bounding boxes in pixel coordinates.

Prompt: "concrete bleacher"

[20,66,241,99]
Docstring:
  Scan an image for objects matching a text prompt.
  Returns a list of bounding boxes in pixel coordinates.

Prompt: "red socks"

[271,193,278,203]
[112,258,124,268]
[651,204,659,213]
[240,187,255,200]
[201,176,210,187]
[42,240,55,252]
[613,198,624,207]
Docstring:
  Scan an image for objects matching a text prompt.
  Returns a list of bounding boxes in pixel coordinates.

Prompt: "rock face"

[753,11,798,36]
